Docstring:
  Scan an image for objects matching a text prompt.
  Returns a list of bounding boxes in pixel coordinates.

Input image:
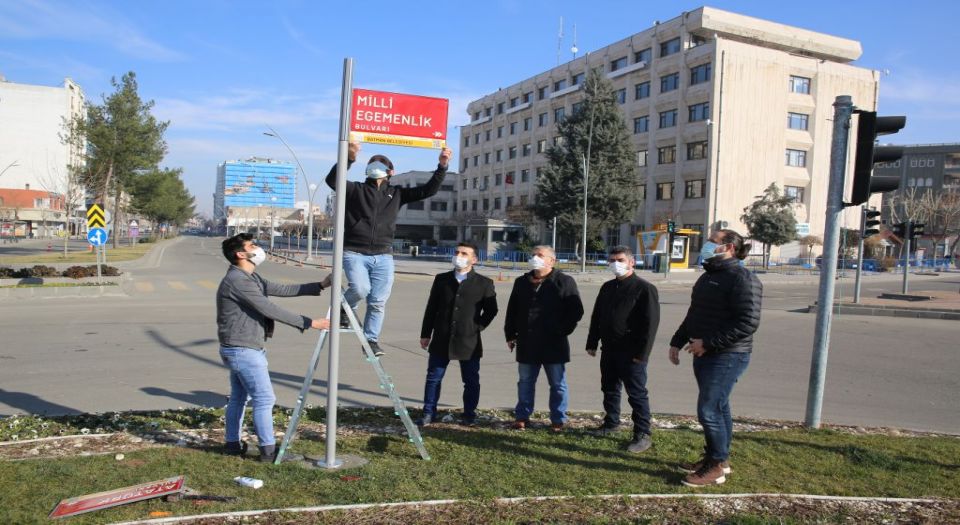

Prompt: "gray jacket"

[216,265,323,349]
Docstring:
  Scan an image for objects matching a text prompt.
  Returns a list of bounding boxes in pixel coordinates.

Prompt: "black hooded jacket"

[670,256,762,353]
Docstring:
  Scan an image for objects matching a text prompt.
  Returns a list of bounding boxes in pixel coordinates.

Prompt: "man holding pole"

[325,142,452,357]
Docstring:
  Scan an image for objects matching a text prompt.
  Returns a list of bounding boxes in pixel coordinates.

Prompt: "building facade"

[390,170,459,245]
[215,157,296,233]
[458,6,879,259]
[0,76,86,236]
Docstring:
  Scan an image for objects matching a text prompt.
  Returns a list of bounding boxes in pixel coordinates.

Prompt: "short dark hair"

[456,241,480,258]
[608,245,634,259]
[222,233,253,265]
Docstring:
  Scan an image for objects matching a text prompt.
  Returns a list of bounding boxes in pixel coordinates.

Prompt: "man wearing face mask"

[216,233,332,462]
[504,245,584,431]
[585,246,660,452]
[416,242,498,426]
[325,142,452,357]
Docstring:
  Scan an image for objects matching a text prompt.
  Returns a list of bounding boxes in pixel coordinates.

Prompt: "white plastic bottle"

[234,476,263,489]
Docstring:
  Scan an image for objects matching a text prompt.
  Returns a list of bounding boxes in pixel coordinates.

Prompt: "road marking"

[168,281,190,291]
[134,282,155,293]
[196,280,218,290]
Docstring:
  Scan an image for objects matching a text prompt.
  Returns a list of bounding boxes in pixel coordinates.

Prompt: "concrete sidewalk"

[810,289,960,321]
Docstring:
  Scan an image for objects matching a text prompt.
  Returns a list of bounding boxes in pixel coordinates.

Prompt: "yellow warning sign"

[350,132,446,150]
[86,203,106,229]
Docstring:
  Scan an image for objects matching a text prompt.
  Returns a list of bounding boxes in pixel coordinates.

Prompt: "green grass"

[0,409,957,524]
[0,282,117,289]
[0,243,154,265]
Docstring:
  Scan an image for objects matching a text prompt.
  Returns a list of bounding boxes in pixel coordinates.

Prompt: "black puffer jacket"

[325,161,447,255]
[670,257,762,353]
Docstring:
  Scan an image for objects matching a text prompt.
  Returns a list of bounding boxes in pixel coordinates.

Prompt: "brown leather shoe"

[680,456,732,475]
[550,423,564,433]
[681,459,727,487]
[510,420,527,430]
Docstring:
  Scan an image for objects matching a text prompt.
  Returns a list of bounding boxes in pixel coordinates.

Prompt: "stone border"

[808,303,960,321]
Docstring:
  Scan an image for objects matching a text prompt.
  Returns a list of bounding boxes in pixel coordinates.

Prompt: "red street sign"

[49,475,185,519]
[350,88,448,149]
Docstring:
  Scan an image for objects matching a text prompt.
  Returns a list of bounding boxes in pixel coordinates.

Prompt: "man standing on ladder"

[325,142,452,357]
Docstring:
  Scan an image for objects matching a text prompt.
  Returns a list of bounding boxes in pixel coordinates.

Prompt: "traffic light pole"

[901,221,911,294]
[805,95,853,429]
[853,206,865,304]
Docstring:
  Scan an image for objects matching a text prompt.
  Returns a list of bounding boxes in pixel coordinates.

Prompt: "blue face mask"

[700,241,720,260]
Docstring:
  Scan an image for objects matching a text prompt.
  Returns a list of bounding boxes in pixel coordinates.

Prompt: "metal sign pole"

[805,95,853,429]
[321,57,354,469]
[901,222,911,294]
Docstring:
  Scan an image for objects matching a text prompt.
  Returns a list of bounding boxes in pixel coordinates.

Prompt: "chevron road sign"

[86,203,106,229]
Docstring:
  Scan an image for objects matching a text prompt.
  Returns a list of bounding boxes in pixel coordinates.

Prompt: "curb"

[808,303,960,321]
[113,493,946,525]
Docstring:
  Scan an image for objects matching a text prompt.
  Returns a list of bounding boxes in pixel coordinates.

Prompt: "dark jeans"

[693,351,751,462]
[422,352,481,420]
[600,351,650,435]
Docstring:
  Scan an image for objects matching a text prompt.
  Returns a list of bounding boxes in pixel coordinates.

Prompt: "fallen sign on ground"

[49,475,186,519]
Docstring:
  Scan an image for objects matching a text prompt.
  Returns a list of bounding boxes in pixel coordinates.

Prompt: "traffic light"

[667,221,676,234]
[910,222,925,239]
[890,222,907,239]
[850,111,906,206]
[861,209,882,237]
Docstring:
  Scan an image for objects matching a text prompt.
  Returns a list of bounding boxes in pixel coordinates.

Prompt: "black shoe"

[415,414,433,427]
[258,445,304,464]
[460,416,477,427]
[594,422,621,436]
[339,309,350,329]
[367,341,385,357]
[223,441,248,456]
[627,433,653,453]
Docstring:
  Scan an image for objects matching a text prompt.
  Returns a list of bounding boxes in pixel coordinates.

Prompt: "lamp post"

[580,101,596,273]
[269,196,277,251]
[257,204,262,240]
[264,127,319,262]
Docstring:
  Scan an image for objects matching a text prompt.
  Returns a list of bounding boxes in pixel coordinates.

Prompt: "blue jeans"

[342,251,395,342]
[219,346,276,446]
[693,352,751,461]
[422,352,481,420]
[515,363,568,425]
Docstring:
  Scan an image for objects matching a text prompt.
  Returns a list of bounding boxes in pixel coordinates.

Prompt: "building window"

[462,200,467,211]
[473,155,479,167]
[572,72,585,85]
[506,171,515,184]
[660,72,680,93]
[462,179,467,190]
[785,185,806,203]
[634,47,652,64]
[572,101,583,115]
[497,102,505,114]
[786,149,807,167]
[485,129,491,141]
[496,150,503,162]
[537,139,547,153]
[483,175,489,188]
[637,184,646,200]
[789,75,811,94]
[538,112,548,127]
[659,109,678,128]
[497,126,503,138]
[430,201,448,212]
[656,182,674,200]
[659,37,681,57]
[536,167,543,179]
[553,136,563,147]
[553,79,567,91]
[472,178,478,189]
[687,141,708,160]
[474,132,480,144]
[523,117,532,131]
[482,199,489,211]
[787,112,809,130]
[688,102,710,122]
[658,145,677,164]
[615,88,626,104]
[407,201,425,210]
[637,150,648,167]
[554,107,565,123]
[462,158,469,171]
[520,194,529,205]
[495,173,502,186]
[684,223,704,250]
[538,86,548,100]
[522,91,532,103]
[464,136,469,147]
[510,122,517,135]
[493,197,501,210]
[473,111,480,121]
[521,169,530,183]
[690,63,712,85]
[635,81,650,100]
[684,179,705,198]
[690,34,708,47]
[510,97,518,108]
[509,146,517,159]
[522,143,532,157]
[471,200,478,211]
[484,107,492,117]
[633,116,649,134]
[610,56,628,71]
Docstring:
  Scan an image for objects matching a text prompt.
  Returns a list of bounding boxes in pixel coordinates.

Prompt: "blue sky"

[2,0,957,215]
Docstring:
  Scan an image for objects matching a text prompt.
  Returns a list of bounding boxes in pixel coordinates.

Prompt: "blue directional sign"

[87,227,108,246]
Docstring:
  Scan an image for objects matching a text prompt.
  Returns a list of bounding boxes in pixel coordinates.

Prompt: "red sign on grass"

[350,88,448,149]
[49,475,186,519]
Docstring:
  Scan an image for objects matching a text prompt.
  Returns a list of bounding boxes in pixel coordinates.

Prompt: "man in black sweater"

[586,245,660,452]
[325,142,452,357]
[417,241,498,426]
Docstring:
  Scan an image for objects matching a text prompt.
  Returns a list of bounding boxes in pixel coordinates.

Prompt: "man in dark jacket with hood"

[504,245,584,431]
[417,241,498,426]
[586,246,660,453]
[325,142,452,357]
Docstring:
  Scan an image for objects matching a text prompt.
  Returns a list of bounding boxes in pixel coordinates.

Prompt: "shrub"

[99,265,121,276]
[0,267,15,279]
[26,265,60,277]
[63,266,92,279]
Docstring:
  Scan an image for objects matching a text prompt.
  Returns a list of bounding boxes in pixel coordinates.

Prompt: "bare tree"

[38,163,86,256]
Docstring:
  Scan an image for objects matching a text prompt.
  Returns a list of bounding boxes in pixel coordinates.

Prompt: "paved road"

[0,236,957,434]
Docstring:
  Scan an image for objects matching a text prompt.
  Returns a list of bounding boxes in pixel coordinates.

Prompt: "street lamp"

[269,196,277,251]
[580,101,596,273]
[257,204,263,240]
[264,126,320,262]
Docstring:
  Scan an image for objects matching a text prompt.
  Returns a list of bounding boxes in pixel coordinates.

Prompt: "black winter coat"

[420,270,498,361]
[504,270,584,364]
[325,162,447,255]
[586,273,661,362]
[670,257,763,353]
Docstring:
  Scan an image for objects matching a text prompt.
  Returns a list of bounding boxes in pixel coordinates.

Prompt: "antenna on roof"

[571,24,579,59]
[557,16,564,66]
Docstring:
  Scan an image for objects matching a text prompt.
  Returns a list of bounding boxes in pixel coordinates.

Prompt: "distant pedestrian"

[586,246,660,452]
[669,229,762,486]
[325,142,452,357]
[504,245,584,432]
[216,233,331,463]
[417,242,498,426]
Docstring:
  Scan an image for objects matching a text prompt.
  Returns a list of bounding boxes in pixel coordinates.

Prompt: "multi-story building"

[459,6,879,258]
[390,170,460,245]
[215,157,296,234]
[0,75,86,236]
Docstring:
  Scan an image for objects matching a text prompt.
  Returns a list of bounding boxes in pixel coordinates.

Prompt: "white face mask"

[528,255,546,271]
[452,255,470,270]
[608,261,630,277]
[247,246,266,266]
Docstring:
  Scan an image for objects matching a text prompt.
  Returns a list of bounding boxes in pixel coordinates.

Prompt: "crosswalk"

[129,274,433,294]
